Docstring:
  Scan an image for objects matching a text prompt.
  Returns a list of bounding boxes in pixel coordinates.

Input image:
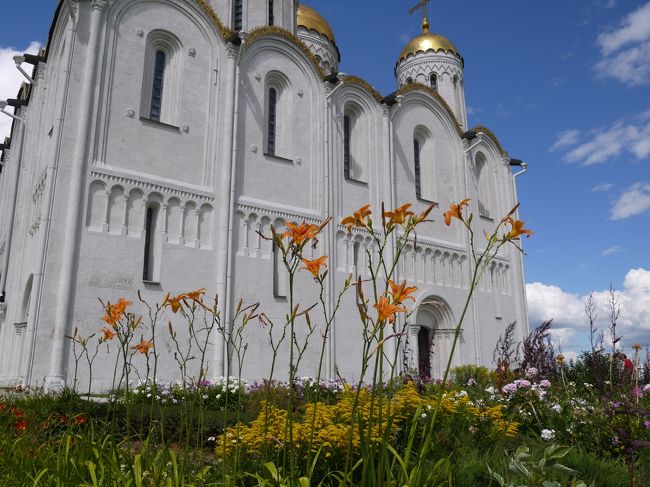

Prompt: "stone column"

[47,0,108,391]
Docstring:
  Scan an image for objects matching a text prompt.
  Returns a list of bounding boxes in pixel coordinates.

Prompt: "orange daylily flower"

[384,204,414,226]
[388,280,417,305]
[415,203,437,225]
[503,218,533,240]
[131,338,153,354]
[101,298,132,327]
[100,327,116,341]
[185,288,206,302]
[341,204,372,231]
[374,296,407,323]
[443,199,471,226]
[283,222,320,246]
[300,255,328,278]
[162,293,185,313]
[15,419,28,432]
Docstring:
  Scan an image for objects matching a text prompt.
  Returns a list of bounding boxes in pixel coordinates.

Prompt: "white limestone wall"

[0,0,528,389]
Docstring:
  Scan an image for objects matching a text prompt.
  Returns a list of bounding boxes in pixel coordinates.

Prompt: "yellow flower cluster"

[216,384,518,459]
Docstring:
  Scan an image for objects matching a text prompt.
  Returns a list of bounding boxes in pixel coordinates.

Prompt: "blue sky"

[1,0,648,357]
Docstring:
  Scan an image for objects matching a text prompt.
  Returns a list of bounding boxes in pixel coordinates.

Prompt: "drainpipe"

[24,18,77,387]
[213,38,242,378]
[45,0,106,391]
[222,36,246,378]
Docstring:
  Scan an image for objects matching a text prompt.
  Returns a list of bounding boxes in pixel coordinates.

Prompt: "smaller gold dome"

[398,19,459,62]
[297,4,336,44]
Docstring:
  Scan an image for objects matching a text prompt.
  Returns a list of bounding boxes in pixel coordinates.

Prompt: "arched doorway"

[412,296,455,380]
[417,327,432,379]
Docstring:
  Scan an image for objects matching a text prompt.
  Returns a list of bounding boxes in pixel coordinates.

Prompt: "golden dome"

[398,18,459,62]
[297,4,336,44]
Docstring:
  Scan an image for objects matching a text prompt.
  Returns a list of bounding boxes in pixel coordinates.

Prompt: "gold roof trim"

[194,0,238,43]
[342,76,383,103]
[297,4,336,44]
[470,125,508,157]
[397,83,463,136]
[247,26,326,79]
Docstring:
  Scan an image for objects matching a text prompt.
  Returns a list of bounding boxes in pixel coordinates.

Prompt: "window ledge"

[344,177,369,186]
[479,214,494,222]
[416,197,437,205]
[264,152,293,164]
[139,116,180,132]
[142,279,161,285]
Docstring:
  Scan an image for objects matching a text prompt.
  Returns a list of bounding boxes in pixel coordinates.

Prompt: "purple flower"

[632,386,643,399]
[644,421,650,429]
[539,379,551,388]
[503,383,517,394]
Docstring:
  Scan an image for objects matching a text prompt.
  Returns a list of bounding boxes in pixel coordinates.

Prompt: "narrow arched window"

[143,207,154,280]
[142,204,161,281]
[268,0,274,25]
[267,87,277,155]
[406,77,413,85]
[343,115,351,179]
[430,73,438,91]
[273,241,287,297]
[414,138,422,200]
[234,0,243,30]
[353,241,361,277]
[149,50,166,122]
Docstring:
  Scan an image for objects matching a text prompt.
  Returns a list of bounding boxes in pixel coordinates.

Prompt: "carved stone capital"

[225,42,238,60]
[91,0,109,11]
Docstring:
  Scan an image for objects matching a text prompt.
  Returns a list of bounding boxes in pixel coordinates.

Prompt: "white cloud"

[595,2,650,85]
[602,245,625,256]
[610,182,650,219]
[0,42,41,142]
[526,268,650,354]
[561,118,650,165]
[597,2,650,55]
[549,129,580,152]
[592,182,613,192]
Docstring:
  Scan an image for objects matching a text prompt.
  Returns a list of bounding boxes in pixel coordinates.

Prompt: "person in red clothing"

[623,354,634,371]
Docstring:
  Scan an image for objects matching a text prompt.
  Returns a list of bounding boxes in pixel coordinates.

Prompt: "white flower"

[420,413,427,419]
[552,404,562,413]
[541,429,555,441]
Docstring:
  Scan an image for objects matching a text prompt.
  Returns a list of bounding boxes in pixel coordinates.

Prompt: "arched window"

[143,202,161,281]
[475,152,494,218]
[267,87,277,155]
[342,103,368,182]
[273,242,287,298]
[268,0,274,25]
[343,114,351,178]
[150,50,166,122]
[234,0,243,30]
[141,31,182,126]
[406,77,413,85]
[430,73,438,91]
[414,138,422,199]
[413,126,435,201]
[353,240,360,277]
[265,73,291,160]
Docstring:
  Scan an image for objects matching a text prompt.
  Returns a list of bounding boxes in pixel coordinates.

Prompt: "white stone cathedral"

[0,0,529,391]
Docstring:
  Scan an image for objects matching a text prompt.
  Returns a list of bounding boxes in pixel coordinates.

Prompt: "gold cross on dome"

[408,0,431,24]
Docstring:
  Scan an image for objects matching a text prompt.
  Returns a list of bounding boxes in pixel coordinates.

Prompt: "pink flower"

[539,379,551,388]
[503,383,517,394]
[632,386,643,399]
